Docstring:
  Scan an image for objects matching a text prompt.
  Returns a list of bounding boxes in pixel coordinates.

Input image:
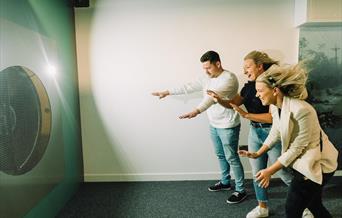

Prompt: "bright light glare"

[47,64,57,77]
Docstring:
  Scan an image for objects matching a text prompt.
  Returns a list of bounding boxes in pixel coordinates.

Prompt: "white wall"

[75,0,299,181]
[294,0,342,26]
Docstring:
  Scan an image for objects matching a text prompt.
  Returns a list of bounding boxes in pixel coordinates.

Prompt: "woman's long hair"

[256,63,309,100]
[244,50,279,71]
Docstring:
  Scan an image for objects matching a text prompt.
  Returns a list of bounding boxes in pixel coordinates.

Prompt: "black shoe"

[226,191,247,204]
[208,182,232,192]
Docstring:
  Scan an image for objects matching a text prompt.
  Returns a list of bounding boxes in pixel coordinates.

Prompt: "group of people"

[152,50,338,218]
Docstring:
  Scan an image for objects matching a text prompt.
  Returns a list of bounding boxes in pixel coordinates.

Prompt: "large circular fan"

[0,66,51,175]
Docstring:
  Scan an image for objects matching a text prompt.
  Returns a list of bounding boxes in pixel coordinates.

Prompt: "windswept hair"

[256,63,309,100]
[244,50,279,71]
[200,51,221,64]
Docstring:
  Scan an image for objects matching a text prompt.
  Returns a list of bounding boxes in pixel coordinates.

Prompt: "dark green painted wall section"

[27,1,84,217]
[0,0,83,217]
[25,0,83,217]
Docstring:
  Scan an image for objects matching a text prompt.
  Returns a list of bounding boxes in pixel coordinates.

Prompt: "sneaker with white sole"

[208,181,232,192]
[302,208,314,218]
[246,206,269,218]
[226,191,247,204]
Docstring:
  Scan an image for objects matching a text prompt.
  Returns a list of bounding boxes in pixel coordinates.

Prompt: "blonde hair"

[244,50,279,71]
[256,63,308,100]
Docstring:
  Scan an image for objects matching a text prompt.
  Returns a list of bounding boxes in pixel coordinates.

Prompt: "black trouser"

[285,170,335,218]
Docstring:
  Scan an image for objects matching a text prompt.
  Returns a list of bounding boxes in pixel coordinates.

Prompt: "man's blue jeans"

[210,124,245,193]
[248,126,293,202]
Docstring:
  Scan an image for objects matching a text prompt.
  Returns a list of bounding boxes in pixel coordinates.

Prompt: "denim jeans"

[248,126,293,202]
[210,124,245,193]
[285,170,334,218]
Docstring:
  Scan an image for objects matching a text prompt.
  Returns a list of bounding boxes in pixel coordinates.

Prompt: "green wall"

[0,0,83,217]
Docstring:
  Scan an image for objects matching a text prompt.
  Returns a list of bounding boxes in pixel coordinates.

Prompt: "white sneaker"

[302,208,314,218]
[246,206,269,218]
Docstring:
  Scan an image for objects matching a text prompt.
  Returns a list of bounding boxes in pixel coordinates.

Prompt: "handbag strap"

[320,130,323,152]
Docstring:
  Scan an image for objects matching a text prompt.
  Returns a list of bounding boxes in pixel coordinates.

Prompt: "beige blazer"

[264,96,338,184]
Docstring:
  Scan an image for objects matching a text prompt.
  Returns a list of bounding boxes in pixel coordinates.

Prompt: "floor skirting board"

[85,170,342,182]
[85,171,251,182]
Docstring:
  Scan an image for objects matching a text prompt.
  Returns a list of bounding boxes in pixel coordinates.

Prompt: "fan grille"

[0,66,51,175]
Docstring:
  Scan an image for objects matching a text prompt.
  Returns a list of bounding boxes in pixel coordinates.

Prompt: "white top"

[169,70,240,128]
[264,96,338,184]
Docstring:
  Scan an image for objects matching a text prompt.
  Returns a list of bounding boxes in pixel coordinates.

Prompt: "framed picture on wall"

[299,25,342,169]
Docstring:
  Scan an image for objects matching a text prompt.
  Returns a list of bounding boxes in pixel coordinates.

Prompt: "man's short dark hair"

[200,50,221,64]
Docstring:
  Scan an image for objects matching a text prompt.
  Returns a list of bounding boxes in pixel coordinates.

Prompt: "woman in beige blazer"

[239,63,338,218]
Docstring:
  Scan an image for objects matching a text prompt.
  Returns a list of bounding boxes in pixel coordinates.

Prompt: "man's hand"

[238,150,259,159]
[152,91,169,99]
[179,109,200,119]
[230,103,248,118]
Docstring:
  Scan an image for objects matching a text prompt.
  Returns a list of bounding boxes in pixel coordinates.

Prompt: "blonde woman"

[208,51,293,217]
[240,63,338,218]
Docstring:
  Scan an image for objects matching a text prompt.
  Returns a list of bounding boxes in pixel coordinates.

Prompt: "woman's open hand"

[207,90,220,102]
[255,169,272,188]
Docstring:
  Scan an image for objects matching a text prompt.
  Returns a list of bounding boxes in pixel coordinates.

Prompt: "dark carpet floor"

[57,177,342,218]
